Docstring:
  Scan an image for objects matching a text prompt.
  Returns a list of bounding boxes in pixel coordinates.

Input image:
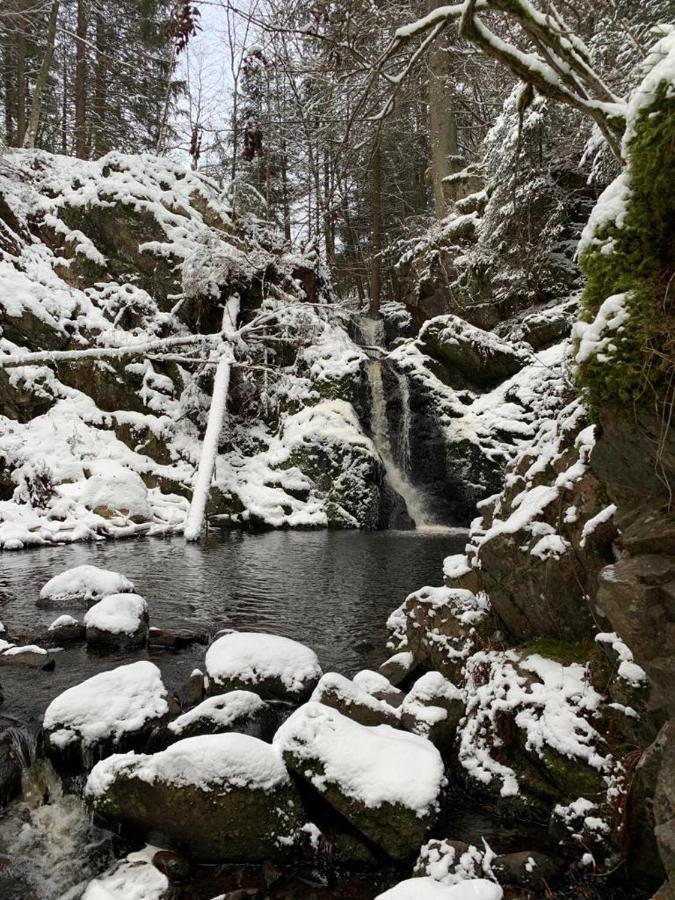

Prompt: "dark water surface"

[0,528,465,727]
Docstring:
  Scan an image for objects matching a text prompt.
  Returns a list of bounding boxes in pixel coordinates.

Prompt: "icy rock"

[375,877,503,899]
[400,671,465,750]
[167,691,269,740]
[43,660,171,768]
[84,593,149,649]
[310,672,400,727]
[39,565,135,606]
[274,702,445,859]
[378,651,416,687]
[86,733,304,861]
[205,631,322,701]
[82,860,169,900]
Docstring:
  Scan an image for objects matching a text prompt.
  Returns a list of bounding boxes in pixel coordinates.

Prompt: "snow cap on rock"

[40,564,135,605]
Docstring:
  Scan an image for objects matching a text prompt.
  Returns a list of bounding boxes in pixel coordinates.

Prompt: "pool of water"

[0,528,466,727]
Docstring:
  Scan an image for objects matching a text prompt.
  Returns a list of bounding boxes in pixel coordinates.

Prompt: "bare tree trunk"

[15,0,27,146]
[23,0,60,149]
[61,39,68,154]
[74,0,88,159]
[93,10,107,157]
[428,0,458,217]
[3,22,16,145]
[280,137,291,242]
[370,137,382,317]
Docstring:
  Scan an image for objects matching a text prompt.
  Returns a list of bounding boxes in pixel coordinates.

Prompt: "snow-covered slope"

[0,151,383,548]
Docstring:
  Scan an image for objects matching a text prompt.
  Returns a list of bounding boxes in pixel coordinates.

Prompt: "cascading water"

[0,728,113,899]
[359,317,445,531]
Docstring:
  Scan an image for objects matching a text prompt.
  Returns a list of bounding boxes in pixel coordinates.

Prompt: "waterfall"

[358,316,444,531]
[395,370,412,474]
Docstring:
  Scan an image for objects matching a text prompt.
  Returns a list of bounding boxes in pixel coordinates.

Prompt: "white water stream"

[359,317,447,532]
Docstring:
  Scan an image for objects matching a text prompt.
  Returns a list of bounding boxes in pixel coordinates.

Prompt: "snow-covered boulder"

[397,586,494,681]
[378,651,416,686]
[39,565,135,606]
[43,660,171,768]
[274,702,445,859]
[84,593,149,649]
[205,632,322,701]
[375,877,503,899]
[82,859,169,900]
[310,672,400,728]
[78,460,152,523]
[47,614,85,643]
[400,671,465,750]
[86,733,304,861]
[0,642,51,668]
[167,691,268,740]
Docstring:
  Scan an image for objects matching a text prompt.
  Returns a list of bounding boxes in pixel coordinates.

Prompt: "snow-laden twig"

[184,295,241,542]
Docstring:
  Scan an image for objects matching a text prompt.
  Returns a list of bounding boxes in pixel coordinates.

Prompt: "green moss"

[520,638,596,665]
[577,83,675,413]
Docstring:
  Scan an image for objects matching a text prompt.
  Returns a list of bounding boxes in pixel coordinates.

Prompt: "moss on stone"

[577,82,675,413]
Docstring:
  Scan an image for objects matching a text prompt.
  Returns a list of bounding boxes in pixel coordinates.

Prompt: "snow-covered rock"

[43,660,170,766]
[400,671,464,749]
[375,877,503,899]
[310,672,400,728]
[82,860,169,900]
[77,460,152,522]
[205,632,322,701]
[167,691,268,739]
[39,565,134,606]
[274,701,445,859]
[86,733,304,861]
[84,592,148,649]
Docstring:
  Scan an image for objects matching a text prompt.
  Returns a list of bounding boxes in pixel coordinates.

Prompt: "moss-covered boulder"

[86,733,304,861]
[274,702,445,860]
[419,315,528,388]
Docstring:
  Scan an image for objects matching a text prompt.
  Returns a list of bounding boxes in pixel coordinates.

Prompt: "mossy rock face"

[577,80,675,414]
[282,749,433,860]
[91,774,303,862]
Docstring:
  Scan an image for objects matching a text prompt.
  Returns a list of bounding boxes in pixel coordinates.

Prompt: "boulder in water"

[84,593,149,649]
[274,702,445,860]
[39,565,134,606]
[47,614,85,644]
[205,631,322,701]
[86,733,304,861]
[43,660,171,770]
